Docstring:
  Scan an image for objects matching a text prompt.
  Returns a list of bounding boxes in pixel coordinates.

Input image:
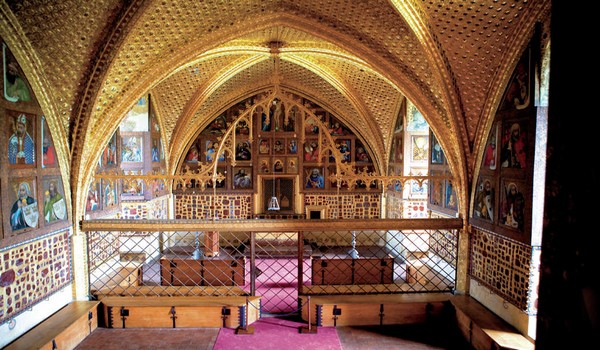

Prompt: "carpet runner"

[213,317,342,350]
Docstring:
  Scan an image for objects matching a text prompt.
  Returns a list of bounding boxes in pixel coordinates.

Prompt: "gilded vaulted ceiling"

[0,0,551,219]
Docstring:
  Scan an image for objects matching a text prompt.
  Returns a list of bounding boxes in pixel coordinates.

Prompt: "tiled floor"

[75,316,474,350]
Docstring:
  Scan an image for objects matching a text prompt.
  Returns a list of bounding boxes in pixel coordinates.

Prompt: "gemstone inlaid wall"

[174,193,253,219]
[470,226,532,311]
[121,195,169,220]
[385,191,404,218]
[304,193,381,219]
[0,230,72,323]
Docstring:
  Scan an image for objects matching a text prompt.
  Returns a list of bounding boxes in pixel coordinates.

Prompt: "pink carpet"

[245,258,312,314]
[213,317,342,350]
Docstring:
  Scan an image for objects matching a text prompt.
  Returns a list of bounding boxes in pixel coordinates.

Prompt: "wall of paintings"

[175,95,376,214]
[86,94,167,219]
[0,42,70,243]
[470,46,535,244]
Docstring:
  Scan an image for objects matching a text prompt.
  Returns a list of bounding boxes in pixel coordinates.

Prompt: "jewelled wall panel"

[174,193,253,219]
[0,229,72,323]
[470,226,531,311]
[403,199,428,218]
[304,193,381,219]
[385,191,404,218]
[120,195,169,220]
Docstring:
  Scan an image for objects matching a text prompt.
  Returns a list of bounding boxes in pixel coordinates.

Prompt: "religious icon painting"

[150,114,160,134]
[205,140,225,162]
[86,181,100,213]
[260,109,271,132]
[304,166,325,189]
[273,138,285,154]
[430,133,444,165]
[500,119,527,170]
[102,179,119,209]
[304,115,320,135]
[499,179,526,232]
[42,176,67,223]
[258,138,270,155]
[394,135,403,163]
[102,131,119,167]
[3,42,33,103]
[287,138,298,155]
[233,167,253,189]
[394,99,405,133]
[151,137,160,163]
[185,141,200,163]
[482,122,499,171]
[121,135,143,163]
[337,139,351,162]
[121,170,144,197]
[354,140,370,163]
[41,117,58,168]
[411,135,428,163]
[10,178,39,231]
[429,170,444,207]
[273,158,284,173]
[258,157,270,174]
[329,117,347,136]
[473,176,495,222]
[270,99,284,131]
[202,113,227,135]
[499,49,531,112]
[390,137,398,163]
[406,103,428,132]
[123,178,144,196]
[235,140,252,161]
[303,139,319,163]
[159,139,165,161]
[286,157,298,174]
[282,106,297,132]
[7,111,36,167]
[235,119,250,135]
[444,179,458,210]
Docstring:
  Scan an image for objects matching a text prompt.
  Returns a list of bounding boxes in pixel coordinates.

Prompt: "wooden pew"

[311,257,394,285]
[451,295,534,350]
[300,293,453,327]
[99,295,260,329]
[4,301,100,350]
[90,264,142,293]
[160,257,245,286]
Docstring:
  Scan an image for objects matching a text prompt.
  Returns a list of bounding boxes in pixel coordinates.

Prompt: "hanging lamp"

[267,38,282,211]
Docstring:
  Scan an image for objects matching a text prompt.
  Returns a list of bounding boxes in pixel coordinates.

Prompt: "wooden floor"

[75,314,474,350]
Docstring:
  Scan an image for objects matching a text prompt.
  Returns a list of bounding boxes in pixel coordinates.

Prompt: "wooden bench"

[311,257,394,285]
[160,257,245,286]
[99,295,260,329]
[4,301,100,350]
[300,293,453,327]
[90,264,142,293]
[451,295,534,350]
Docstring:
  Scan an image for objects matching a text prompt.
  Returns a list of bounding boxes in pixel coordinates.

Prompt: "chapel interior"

[0,1,596,349]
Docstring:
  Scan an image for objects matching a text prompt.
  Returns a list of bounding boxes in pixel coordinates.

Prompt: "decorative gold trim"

[81,218,463,232]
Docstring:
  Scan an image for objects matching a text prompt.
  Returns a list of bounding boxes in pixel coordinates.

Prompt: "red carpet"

[213,317,342,350]
[245,258,312,314]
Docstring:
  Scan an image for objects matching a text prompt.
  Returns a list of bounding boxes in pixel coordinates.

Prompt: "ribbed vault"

[0,0,551,223]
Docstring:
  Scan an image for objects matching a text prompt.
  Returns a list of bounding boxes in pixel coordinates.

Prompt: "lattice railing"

[84,218,462,313]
